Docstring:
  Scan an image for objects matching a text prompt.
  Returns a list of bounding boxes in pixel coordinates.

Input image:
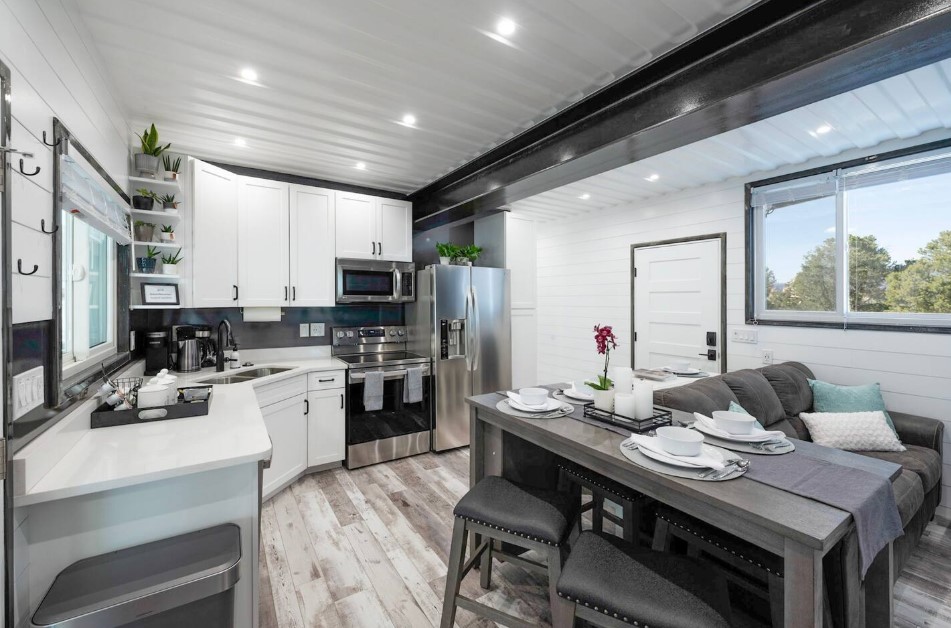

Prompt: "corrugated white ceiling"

[72,0,757,193]
[510,58,951,221]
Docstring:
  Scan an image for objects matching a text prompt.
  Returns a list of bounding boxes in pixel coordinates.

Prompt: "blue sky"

[764,174,951,283]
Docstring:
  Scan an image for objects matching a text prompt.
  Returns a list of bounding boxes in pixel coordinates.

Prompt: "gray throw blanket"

[403,367,423,404]
[745,450,904,577]
[363,371,384,411]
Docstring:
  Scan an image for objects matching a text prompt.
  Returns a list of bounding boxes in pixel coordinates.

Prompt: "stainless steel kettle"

[175,338,201,372]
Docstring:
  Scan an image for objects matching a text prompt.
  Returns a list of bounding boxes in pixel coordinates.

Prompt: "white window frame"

[62,214,118,379]
[750,145,951,330]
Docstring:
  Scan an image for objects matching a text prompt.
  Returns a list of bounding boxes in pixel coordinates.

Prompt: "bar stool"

[559,461,650,545]
[653,505,783,627]
[440,475,580,628]
[557,530,734,628]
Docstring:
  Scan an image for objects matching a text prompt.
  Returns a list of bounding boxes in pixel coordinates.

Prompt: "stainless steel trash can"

[32,523,241,628]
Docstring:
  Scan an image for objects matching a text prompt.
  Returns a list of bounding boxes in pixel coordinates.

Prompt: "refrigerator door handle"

[470,285,481,372]
[464,289,473,371]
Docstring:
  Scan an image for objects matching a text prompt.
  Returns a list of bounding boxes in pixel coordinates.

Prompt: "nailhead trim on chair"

[559,592,644,625]
[455,515,563,546]
[560,464,644,502]
[658,512,784,578]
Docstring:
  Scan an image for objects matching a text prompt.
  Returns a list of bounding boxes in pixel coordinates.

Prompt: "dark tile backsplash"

[130,305,404,354]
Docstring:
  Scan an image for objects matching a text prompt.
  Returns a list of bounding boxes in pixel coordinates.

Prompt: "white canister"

[633,381,654,419]
[611,366,634,395]
[153,375,178,404]
[614,393,636,419]
[137,384,169,409]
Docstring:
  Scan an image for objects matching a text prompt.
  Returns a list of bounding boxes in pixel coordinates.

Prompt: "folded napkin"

[402,367,423,403]
[363,371,384,411]
[626,434,726,470]
[506,391,546,408]
[694,413,787,442]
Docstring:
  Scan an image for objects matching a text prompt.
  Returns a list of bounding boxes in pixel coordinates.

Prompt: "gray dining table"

[466,389,901,628]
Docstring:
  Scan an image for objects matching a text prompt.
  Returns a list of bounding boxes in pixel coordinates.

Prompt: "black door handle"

[340,394,344,409]
[304,398,309,415]
[699,349,717,361]
[233,285,239,301]
[372,242,376,255]
[292,286,296,301]
[285,286,288,301]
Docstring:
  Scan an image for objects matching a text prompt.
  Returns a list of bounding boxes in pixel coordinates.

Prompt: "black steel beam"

[409,0,951,230]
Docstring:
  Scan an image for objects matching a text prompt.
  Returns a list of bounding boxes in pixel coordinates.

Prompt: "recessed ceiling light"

[240,67,258,82]
[815,124,833,135]
[234,137,247,147]
[355,162,366,170]
[645,173,660,182]
[579,193,591,200]
[496,18,516,36]
[401,113,417,127]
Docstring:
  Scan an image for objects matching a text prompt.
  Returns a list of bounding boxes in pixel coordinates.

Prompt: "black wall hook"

[19,159,41,176]
[42,130,63,147]
[40,219,58,234]
[17,259,39,275]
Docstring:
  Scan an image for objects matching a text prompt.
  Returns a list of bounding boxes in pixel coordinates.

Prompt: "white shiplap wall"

[535,160,951,519]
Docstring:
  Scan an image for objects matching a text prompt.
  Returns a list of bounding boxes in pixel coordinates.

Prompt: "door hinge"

[633,267,637,277]
[634,332,637,342]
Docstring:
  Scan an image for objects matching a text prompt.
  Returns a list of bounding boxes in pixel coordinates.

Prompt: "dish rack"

[582,404,672,434]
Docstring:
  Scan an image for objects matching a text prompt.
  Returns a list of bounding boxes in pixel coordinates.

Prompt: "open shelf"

[129,176,182,195]
[130,273,180,281]
[132,240,181,249]
[131,208,181,224]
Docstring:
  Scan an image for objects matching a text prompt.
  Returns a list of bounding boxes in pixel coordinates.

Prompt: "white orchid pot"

[592,388,615,412]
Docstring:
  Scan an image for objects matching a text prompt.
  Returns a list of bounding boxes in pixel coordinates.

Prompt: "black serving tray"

[91,386,213,429]
[582,404,672,434]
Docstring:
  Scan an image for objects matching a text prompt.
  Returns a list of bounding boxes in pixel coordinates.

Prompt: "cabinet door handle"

[340,394,344,409]
[233,285,239,301]
[372,241,377,255]
[378,241,382,256]
[318,377,334,382]
[285,286,289,301]
[304,398,309,415]
[292,286,296,301]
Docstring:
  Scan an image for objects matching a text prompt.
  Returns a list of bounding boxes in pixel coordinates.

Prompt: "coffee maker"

[170,325,201,372]
[144,331,170,375]
[195,326,218,368]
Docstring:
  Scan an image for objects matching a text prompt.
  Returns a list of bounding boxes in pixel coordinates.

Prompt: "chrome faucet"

[216,319,235,372]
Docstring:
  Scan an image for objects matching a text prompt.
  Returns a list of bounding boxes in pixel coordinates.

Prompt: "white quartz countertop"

[14,358,348,507]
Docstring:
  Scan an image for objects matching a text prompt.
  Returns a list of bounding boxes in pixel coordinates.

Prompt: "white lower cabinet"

[260,394,308,500]
[307,388,346,467]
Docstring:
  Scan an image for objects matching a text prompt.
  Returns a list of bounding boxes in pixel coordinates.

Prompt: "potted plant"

[162,155,182,182]
[135,246,160,274]
[134,124,171,178]
[435,242,458,265]
[455,244,483,266]
[159,194,179,210]
[159,225,175,242]
[132,188,156,211]
[161,249,183,275]
[133,221,155,242]
[588,324,619,412]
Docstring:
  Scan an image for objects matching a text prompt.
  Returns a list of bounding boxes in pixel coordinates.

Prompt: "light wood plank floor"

[259,449,951,628]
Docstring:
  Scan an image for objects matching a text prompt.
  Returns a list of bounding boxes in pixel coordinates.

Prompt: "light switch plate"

[13,366,44,421]
[732,329,758,344]
[299,323,310,338]
[310,323,325,337]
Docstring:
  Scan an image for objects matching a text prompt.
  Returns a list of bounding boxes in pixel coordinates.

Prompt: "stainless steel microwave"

[335,259,416,304]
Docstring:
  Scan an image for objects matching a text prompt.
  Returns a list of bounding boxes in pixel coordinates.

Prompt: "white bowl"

[669,360,691,371]
[519,387,549,406]
[712,411,756,435]
[656,426,704,457]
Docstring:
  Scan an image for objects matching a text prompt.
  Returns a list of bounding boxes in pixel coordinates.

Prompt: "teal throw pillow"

[807,380,895,433]
[727,401,765,431]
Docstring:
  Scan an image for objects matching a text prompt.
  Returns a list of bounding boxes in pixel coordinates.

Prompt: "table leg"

[863,541,894,628]
[784,538,824,628]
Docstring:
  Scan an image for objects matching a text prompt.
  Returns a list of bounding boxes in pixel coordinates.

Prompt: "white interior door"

[289,185,335,307]
[633,238,722,372]
[238,177,289,307]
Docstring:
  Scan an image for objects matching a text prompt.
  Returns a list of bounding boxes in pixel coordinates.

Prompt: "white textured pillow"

[799,411,905,452]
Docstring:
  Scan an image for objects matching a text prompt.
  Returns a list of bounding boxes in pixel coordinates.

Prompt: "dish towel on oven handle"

[403,367,423,404]
[363,370,384,411]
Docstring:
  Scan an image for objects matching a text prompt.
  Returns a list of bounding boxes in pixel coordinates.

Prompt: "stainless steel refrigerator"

[406,265,511,451]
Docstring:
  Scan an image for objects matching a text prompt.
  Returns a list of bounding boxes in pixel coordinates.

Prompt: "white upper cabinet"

[191,159,239,308]
[335,191,377,259]
[335,191,412,262]
[238,177,290,307]
[289,185,335,307]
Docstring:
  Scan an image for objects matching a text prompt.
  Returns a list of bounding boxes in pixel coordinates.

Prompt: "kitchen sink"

[197,366,295,385]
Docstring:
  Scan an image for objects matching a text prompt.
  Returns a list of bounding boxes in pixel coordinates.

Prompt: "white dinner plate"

[693,416,788,444]
[663,366,702,376]
[506,398,563,413]
[637,442,733,469]
[563,388,594,401]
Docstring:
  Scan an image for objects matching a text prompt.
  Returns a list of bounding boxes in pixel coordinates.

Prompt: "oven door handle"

[349,368,430,382]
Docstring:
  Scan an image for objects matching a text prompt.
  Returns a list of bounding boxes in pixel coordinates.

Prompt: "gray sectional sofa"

[653,361,943,622]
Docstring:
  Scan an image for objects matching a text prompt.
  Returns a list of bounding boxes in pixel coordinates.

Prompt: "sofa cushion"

[890,470,925,528]
[808,380,895,433]
[761,363,814,417]
[861,445,942,494]
[654,377,738,417]
[720,370,787,427]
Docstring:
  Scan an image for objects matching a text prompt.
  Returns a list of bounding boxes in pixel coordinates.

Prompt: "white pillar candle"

[611,366,634,395]
[614,393,636,419]
[633,381,654,419]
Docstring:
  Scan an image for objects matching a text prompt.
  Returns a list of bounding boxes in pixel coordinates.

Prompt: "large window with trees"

[749,144,951,330]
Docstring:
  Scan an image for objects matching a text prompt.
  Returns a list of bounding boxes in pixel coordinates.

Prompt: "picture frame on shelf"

[141,283,180,306]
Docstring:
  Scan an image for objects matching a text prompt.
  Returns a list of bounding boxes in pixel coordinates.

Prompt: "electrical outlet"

[761,350,774,365]
[299,323,310,338]
[310,323,325,337]
[13,366,44,421]
[732,329,758,344]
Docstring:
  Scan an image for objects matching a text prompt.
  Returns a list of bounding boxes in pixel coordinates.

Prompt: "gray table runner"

[744,448,904,577]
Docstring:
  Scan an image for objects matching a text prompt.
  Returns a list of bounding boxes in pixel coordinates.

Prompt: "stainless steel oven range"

[332,325,432,469]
